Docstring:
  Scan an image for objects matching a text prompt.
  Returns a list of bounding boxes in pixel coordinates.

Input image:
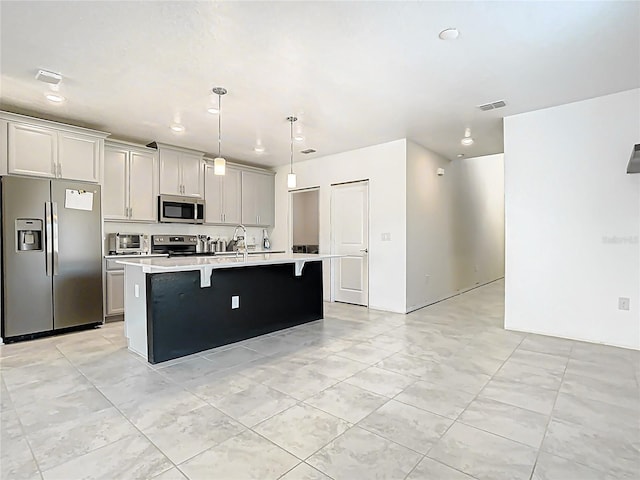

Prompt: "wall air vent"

[300,149,316,154]
[478,100,507,111]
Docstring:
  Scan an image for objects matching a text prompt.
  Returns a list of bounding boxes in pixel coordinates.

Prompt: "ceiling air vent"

[300,149,316,154]
[478,100,507,111]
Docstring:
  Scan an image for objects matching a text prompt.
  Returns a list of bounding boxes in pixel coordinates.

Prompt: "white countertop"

[117,253,340,288]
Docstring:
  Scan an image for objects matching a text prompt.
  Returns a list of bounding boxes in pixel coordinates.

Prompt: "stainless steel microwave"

[158,195,205,224]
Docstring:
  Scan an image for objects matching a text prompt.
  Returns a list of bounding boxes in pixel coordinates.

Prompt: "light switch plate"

[618,297,630,311]
[134,284,140,298]
[232,296,240,309]
[381,232,391,241]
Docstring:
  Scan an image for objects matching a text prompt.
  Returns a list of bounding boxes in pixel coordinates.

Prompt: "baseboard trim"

[504,325,640,351]
[406,277,505,314]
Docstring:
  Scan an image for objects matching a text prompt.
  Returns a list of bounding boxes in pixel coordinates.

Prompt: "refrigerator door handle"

[45,201,53,276]
[52,201,60,275]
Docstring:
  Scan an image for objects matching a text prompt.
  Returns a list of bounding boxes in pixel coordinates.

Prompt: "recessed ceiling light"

[438,28,459,40]
[457,154,465,158]
[170,124,185,133]
[294,134,304,142]
[207,106,219,114]
[45,93,65,103]
[254,145,265,153]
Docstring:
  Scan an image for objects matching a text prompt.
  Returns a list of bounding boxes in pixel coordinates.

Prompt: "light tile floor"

[1,280,639,480]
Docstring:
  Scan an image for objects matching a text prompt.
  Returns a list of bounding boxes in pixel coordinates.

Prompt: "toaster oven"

[108,233,148,255]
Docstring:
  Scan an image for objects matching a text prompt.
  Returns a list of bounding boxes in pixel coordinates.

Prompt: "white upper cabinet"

[2,112,107,183]
[180,153,203,198]
[128,151,157,222]
[103,146,129,220]
[204,163,241,224]
[159,148,181,196]
[8,123,57,178]
[223,167,242,224]
[155,143,204,198]
[241,170,275,226]
[57,131,101,183]
[103,141,158,222]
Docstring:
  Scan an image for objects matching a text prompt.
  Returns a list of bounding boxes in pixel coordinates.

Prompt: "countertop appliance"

[151,235,199,256]
[1,176,103,341]
[108,232,148,255]
[158,195,204,224]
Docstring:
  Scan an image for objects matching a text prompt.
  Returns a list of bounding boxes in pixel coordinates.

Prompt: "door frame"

[330,179,370,306]
[288,186,320,254]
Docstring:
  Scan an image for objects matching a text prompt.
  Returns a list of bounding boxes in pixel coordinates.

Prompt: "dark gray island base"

[146,261,323,364]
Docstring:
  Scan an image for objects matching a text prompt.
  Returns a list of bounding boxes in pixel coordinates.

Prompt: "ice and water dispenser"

[16,219,43,252]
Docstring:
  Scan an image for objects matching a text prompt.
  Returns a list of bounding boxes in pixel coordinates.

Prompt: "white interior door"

[331,181,369,306]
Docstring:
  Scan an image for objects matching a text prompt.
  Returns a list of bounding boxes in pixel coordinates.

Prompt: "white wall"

[406,142,505,312]
[504,88,640,350]
[449,153,505,289]
[271,139,407,313]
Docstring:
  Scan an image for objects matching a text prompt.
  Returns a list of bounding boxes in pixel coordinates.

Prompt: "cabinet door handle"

[58,163,62,178]
[129,207,133,218]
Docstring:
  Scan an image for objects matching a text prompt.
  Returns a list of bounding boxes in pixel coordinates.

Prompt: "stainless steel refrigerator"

[1,176,103,340]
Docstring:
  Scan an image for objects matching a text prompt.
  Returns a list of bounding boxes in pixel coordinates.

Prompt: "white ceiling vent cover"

[35,69,62,85]
[300,149,316,154]
[478,100,507,111]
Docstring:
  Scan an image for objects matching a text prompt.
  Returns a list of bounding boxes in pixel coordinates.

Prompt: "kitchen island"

[117,253,337,364]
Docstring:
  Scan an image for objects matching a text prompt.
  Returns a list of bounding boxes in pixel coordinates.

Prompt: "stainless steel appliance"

[1,176,103,340]
[158,195,204,224]
[108,232,149,255]
[151,235,198,256]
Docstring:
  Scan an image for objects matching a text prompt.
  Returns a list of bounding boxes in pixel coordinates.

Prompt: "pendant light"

[212,87,227,175]
[287,116,297,188]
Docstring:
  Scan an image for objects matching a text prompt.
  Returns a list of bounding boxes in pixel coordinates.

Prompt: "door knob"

[360,248,368,253]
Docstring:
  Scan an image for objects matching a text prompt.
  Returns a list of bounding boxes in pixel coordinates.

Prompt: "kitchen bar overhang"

[117,253,340,364]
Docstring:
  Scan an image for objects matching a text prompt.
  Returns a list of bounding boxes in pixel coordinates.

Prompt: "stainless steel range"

[151,235,199,256]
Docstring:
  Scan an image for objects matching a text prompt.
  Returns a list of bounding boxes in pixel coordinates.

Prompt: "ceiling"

[1,1,639,167]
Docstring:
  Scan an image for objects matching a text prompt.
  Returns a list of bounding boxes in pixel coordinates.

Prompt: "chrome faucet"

[232,224,248,261]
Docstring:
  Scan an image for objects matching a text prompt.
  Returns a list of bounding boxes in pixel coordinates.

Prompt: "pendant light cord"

[290,118,294,174]
[218,93,222,158]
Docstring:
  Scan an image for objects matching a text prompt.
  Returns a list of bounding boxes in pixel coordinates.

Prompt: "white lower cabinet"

[105,269,125,316]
